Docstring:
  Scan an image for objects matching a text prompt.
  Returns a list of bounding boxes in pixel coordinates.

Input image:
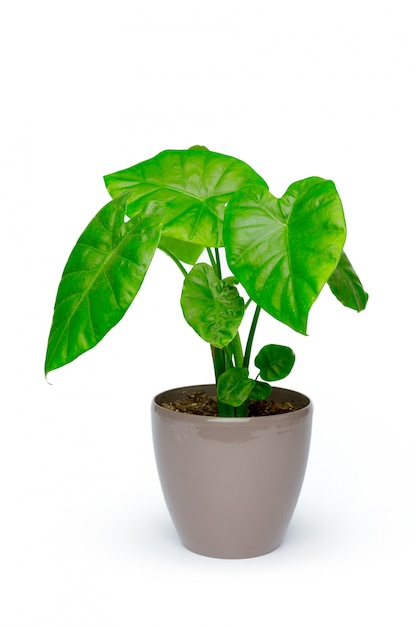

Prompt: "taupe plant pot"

[151,384,313,559]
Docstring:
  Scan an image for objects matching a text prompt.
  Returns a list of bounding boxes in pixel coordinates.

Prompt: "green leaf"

[254,344,296,381]
[104,148,268,248]
[328,251,369,311]
[249,380,272,400]
[159,235,203,265]
[180,263,244,348]
[45,195,163,375]
[217,368,255,407]
[224,178,347,334]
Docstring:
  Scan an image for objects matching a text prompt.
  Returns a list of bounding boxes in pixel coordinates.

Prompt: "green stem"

[219,403,237,417]
[243,304,261,368]
[159,245,188,277]
[234,401,249,418]
[211,345,225,382]
[231,333,244,368]
[215,248,222,279]
[206,247,217,275]
[207,247,223,279]
[211,345,235,417]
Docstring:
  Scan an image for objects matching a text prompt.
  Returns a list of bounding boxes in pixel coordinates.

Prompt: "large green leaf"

[45,195,163,375]
[180,263,245,348]
[328,250,368,311]
[104,149,268,247]
[224,178,347,334]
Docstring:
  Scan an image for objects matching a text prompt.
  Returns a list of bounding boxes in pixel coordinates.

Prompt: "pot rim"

[152,383,312,425]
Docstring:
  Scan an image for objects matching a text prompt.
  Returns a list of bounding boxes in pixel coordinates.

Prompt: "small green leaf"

[255,344,296,381]
[104,148,268,247]
[45,195,163,375]
[217,368,255,407]
[180,263,245,348]
[249,380,272,400]
[328,251,369,311]
[224,178,347,334]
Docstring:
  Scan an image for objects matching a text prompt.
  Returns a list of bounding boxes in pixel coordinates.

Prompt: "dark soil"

[161,391,298,417]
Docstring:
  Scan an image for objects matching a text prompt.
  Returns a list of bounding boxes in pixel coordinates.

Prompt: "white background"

[1,1,416,624]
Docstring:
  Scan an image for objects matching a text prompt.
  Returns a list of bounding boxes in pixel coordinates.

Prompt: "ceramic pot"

[151,384,313,559]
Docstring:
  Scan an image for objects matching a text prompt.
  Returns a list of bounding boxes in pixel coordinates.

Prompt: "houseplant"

[45,146,368,558]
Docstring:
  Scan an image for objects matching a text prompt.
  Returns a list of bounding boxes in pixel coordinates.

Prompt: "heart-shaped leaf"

[224,178,347,334]
[104,148,268,247]
[328,250,368,311]
[45,195,163,375]
[254,344,296,381]
[217,368,255,407]
[180,263,244,348]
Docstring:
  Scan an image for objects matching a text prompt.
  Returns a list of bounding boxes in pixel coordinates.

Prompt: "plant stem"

[158,245,188,277]
[215,248,222,279]
[206,247,217,275]
[211,345,225,382]
[231,333,244,368]
[218,401,236,417]
[234,401,249,418]
[224,344,235,370]
[211,345,235,416]
[207,247,223,279]
[243,304,261,368]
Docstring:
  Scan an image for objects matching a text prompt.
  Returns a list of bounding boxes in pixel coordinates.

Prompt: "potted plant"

[45,146,368,558]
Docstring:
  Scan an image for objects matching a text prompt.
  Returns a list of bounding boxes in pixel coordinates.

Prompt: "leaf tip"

[188,145,209,151]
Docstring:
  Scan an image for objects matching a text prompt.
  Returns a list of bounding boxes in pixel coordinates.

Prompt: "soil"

[161,391,299,417]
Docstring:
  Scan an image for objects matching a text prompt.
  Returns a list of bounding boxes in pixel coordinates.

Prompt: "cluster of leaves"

[45,147,368,416]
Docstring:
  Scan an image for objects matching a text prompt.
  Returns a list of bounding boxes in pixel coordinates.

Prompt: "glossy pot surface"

[152,385,313,559]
